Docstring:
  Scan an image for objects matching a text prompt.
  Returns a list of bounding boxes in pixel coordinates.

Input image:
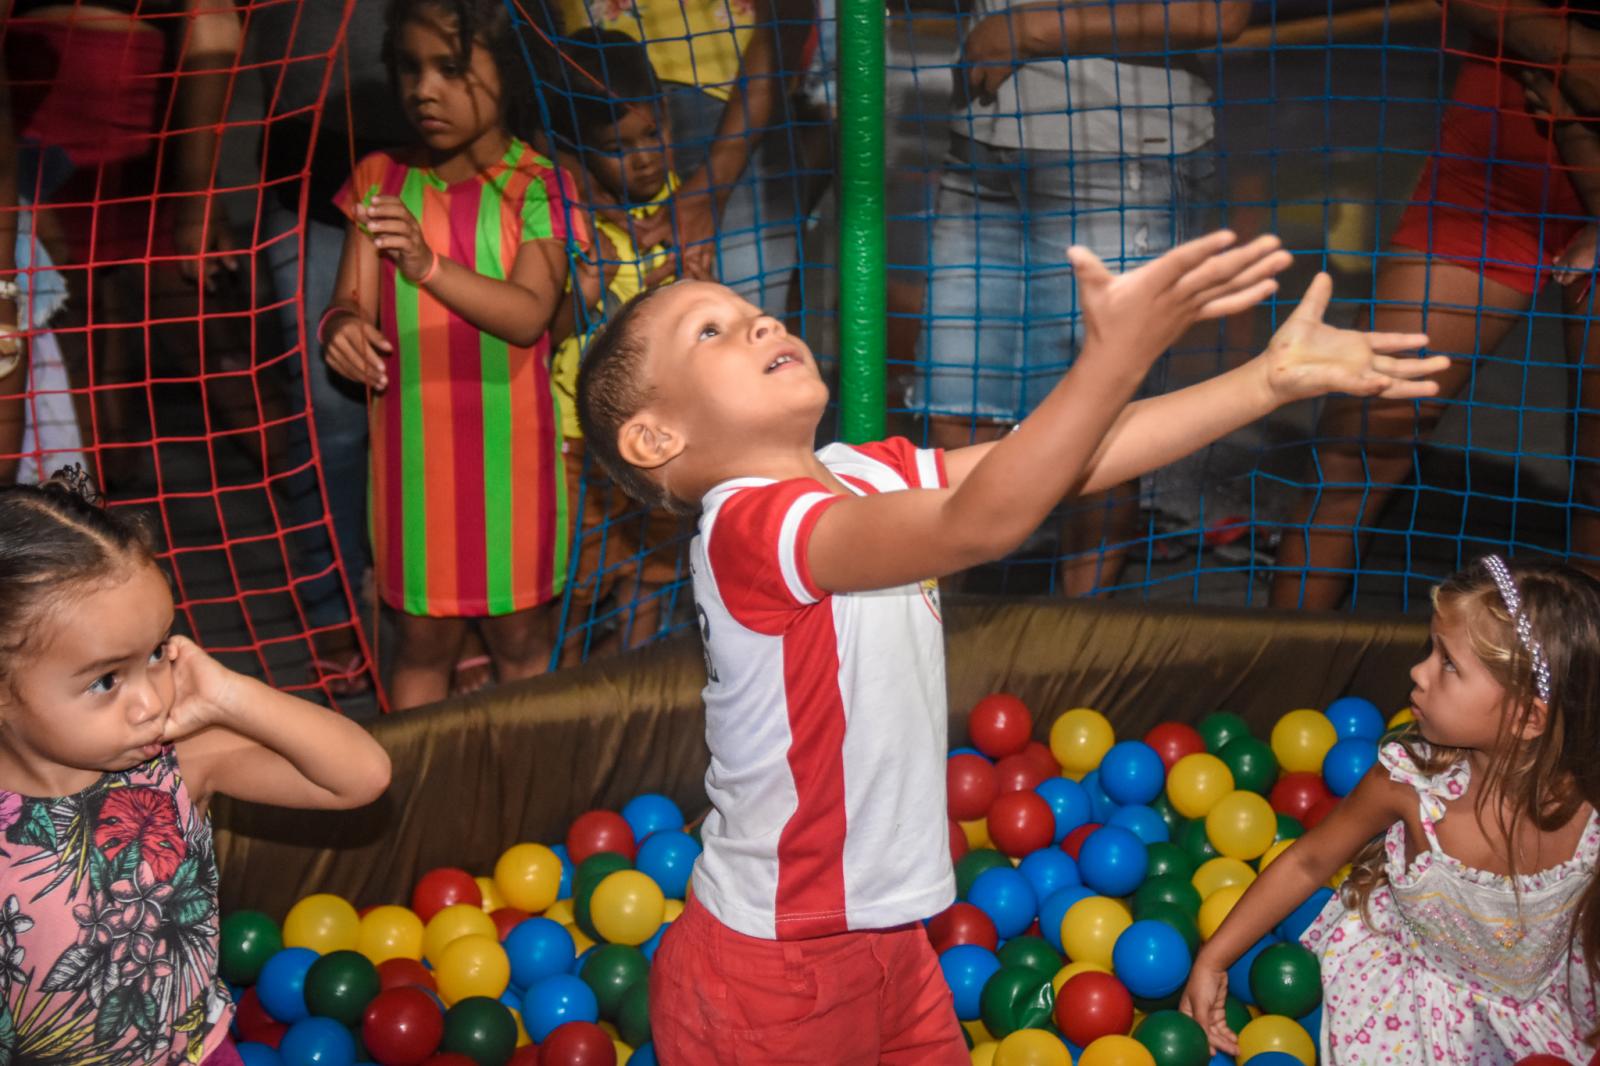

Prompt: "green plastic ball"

[996,935,1061,977]
[1149,794,1189,839]
[1133,989,1183,1013]
[1133,875,1202,917]
[441,996,517,1066]
[617,977,651,1049]
[1130,901,1200,955]
[1218,736,1278,795]
[219,910,282,987]
[1224,993,1251,1034]
[978,964,1054,1039]
[1274,814,1306,843]
[1197,712,1250,754]
[1145,842,1195,883]
[573,852,633,940]
[1134,1009,1211,1066]
[1249,941,1322,1018]
[955,849,1011,900]
[580,943,649,1020]
[303,949,380,1027]
[1176,819,1219,867]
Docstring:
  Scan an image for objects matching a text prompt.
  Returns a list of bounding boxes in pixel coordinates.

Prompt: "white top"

[953,0,1216,156]
[689,438,956,940]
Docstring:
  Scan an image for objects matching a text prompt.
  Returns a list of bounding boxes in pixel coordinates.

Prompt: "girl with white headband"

[1182,556,1600,1062]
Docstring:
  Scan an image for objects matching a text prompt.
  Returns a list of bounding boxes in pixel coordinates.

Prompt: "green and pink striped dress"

[336,140,579,617]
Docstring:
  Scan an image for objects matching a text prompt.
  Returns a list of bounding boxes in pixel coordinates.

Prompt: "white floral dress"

[1301,742,1600,1064]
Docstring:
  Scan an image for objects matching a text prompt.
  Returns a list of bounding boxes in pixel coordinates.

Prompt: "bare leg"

[388,613,470,710]
[1565,275,1600,581]
[1270,258,1526,609]
[1058,483,1140,597]
[480,603,556,684]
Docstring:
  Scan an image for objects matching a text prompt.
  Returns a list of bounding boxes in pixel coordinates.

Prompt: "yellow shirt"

[555,175,678,440]
[557,0,755,98]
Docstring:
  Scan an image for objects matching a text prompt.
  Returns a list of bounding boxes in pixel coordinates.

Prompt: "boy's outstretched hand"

[1260,272,1447,403]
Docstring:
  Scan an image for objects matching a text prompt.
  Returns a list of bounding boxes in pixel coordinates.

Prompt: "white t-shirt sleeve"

[704,479,845,634]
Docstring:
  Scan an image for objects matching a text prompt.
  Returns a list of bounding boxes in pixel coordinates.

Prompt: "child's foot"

[450,654,496,697]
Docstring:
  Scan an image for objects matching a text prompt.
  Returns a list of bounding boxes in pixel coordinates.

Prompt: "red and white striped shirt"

[689,438,956,940]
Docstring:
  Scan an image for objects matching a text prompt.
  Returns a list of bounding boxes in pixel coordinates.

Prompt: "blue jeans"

[918,136,1212,420]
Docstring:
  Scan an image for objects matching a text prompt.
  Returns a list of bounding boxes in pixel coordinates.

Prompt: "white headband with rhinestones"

[1482,555,1553,704]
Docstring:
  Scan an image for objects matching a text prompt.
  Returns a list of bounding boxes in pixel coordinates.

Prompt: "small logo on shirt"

[697,602,720,683]
[920,577,942,622]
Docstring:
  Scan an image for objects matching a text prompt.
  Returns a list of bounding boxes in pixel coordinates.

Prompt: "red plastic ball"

[1302,794,1341,829]
[566,810,638,865]
[969,694,1033,759]
[422,1056,480,1066]
[362,986,445,1066]
[1515,1057,1575,1066]
[949,818,968,865]
[947,753,999,821]
[1062,822,1102,860]
[987,790,1055,858]
[994,752,1051,794]
[1269,772,1335,822]
[377,957,437,994]
[540,1020,618,1065]
[1053,971,1135,1047]
[491,907,531,941]
[1021,740,1060,779]
[411,867,482,922]
[926,902,999,953]
[508,1049,542,1066]
[232,986,285,1047]
[1144,722,1207,771]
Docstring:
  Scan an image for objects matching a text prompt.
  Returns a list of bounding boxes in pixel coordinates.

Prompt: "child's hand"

[323,310,393,391]
[358,195,435,283]
[1259,272,1446,404]
[1178,962,1239,1055]
[1071,231,1292,371]
[1556,225,1599,287]
[162,636,239,743]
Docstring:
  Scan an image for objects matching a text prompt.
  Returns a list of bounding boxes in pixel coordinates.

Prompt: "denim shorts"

[917,135,1213,421]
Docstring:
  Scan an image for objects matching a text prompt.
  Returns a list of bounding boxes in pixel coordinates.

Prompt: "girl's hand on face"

[322,311,393,391]
[358,196,435,283]
[1178,962,1240,1055]
[162,636,239,743]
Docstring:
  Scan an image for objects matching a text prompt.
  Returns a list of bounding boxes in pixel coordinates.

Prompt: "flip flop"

[451,654,496,697]
[313,654,373,698]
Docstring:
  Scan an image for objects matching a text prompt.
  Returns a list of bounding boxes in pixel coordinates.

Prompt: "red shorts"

[649,896,968,1066]
[1391,57,1590,295]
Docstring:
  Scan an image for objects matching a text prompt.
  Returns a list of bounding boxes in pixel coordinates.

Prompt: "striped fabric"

[337,140,577,617]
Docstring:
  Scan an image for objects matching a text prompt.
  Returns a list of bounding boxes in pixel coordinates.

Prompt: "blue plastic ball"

[1077,825,1149,898]
[1037,885,1094,954]
[1107,804,1170,845]
[1277,887,1333,942]
[968,866,1038,940]
[1323,696,1385,741]
[238,1045,284,1066]
[1080,770,1119,823]
[1244,1055,1306,1066]
[1036,777,1093,843]
[503,917,576,990]
[572,945,595,976]
[1018,847,1080,902]
[1227,934,1279,1005]
[257,947,319,1024]
[1299,1004,1323,1045]
[635,829,701,900]
[522,973,600,1043]
[939,944,1002,1020]
[1322,737,1378,797]
[632,1043,659,1066]
[950,746,991,761]
[621,793,685,842]
[279,1016,356,1066]
[550,843,575,899]
[1099,741,1167,806]
[640,919,669,962]
[499,986,524,1012]
[1110,919,1191,999]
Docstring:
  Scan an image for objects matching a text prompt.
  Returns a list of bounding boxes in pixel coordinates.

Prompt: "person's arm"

[964,0,1252,103]
[804,231,1289,592]
[321,222,391,389]
[1179,765,1412,1053]
[163,636,391,811]
[1445,0,1600,113]
[943,274,1446,493]
[170,0,244,288]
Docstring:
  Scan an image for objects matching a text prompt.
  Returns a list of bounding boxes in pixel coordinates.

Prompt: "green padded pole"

[836,0,886,443]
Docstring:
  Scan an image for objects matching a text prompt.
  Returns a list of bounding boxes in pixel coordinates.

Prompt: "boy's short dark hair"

[548,28,662,152]
[576,286,688,512]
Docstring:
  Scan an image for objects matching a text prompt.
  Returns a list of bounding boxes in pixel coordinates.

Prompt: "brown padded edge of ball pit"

[211,596,1428,916]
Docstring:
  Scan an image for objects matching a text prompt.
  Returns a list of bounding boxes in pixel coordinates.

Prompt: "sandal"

[450,654,496,697]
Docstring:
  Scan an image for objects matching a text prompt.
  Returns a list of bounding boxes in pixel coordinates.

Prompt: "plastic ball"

[378,957,437,994]
[620,794,684,842]
[1242,1055,1306,1066]
[958,849,1014,899]
[1204,791,1276,861]
[491,844,565,914]
[567,811,638,866]
[997,935,1062,978]
[411,869,483,924]
[1050,708,1116,776]
[304,950,380,1028]
[1132,1010,1209,1066]
[995,752,1052,794]
[362,986,445,1066]
[969,866,1038,940]
[616,977,651,1047]
[474,877,507,914]
[573,853,634,939]
[1277,887,1334,942]
[1142,723,1206,772]
[1389,707,1415,728]
[238,1045,285,1066]
[1165,755,1234,820]
[627,1046,656,1066]
[988,790,1057,858]
[436,934,511,1005]
[1054,971,1134,1046]
[1111,920,1191,999]
[357,905,425,965]
[1193,857,1256,900]
[424,905,499,966]
[1019,847,1080,902]
[1081,771,1119,823]
[1267,773,1333,822]
[951,818,970,865]
[1133,875,1201,917]
[1063,822,1102,860]
[1078,826,1149,898]
[283,894,360,954]
[235,986,287,1047]
[259,947,320,1024]
[1079,1035,1156,1066]
[441,996,517,1066]
[1196,883,1248,941]
[522,973,600,1043]
[1324,696,1385,740]
[1227,935,1279,1005]
[1022,740,1061,779]
[1256,840,1296,874]
[1321,737,1378,797]
[1216,736,1278,796]
[279,1017,357,1066]
[578,943,648,1020]
[1270,711,1338,775]
[1037,885,1094,954]
[1099,742,1167,807]
[221,911,284,986]
[979,964,1055,1038]
[590,870,666,946]
[1036,777,1093,842]
[1248,942,1321,1018]
[633,830,700,900]
[942,944,1003,1020]
[994,1028,1071,1066]
[949,754,1001,822]
[1516,1057,1580,1066]
[928,901,1000,953]
[539,1020,618,1065]
[1175,820,1219,868]
[1062,896,1132,970]
[1236,1015,1315,1065]
[962,817,995,851]
[1108,804,1170,846]
[970,694,1034,759]
[1196,712,1250,754]
[1144,842,1194,883]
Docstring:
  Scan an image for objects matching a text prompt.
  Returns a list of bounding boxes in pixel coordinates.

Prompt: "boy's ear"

[1520,697,1551,741]
[617,411,685,471]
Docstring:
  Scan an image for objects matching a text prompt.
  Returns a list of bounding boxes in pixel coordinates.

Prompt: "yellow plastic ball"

[1165,754,1235,819]
[614,1040,633,1064]
[423,903,497,966]
[1050,708,1115,776]
[965,1020,994,1046]
[566,922,596,956]
[961,817,993,850]
[494,843,565,913]
[971,1042,1000,1066]
[1388,707,1415,728]
[1271,709,1339,774]
[513,1007,531,1047]
[591,870,666,946]
[1329,863,1353,890]
[356,904,424,964]
[1077,1034,1157,1066]
[475,877,507,913]
[994,1028,1071,1066]
[663,899,685,923]
[1205,790,1277,861]
[1051,959,1110,995]
[435,933,511,1005]
[1197,883,1249,941]
[1061,895,1132,970]
[1237,1014,1316,1065]
[282,894,360,954]
[544,899,576,925]
[1257,839,1296,874]
[1192,857,1256,900]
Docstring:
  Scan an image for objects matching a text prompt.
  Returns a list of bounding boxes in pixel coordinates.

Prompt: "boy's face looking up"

[587,104,671,204]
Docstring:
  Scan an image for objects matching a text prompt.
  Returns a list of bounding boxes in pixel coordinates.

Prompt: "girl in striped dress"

[320,0,583,709]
